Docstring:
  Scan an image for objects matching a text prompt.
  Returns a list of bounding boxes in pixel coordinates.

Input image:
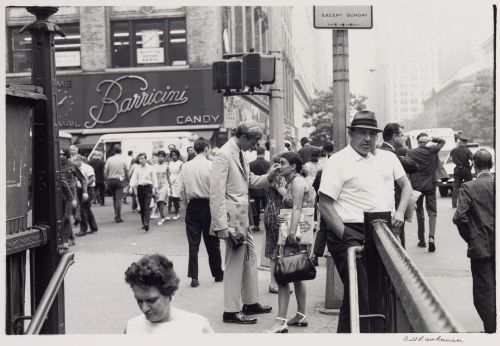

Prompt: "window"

[111,18,187,68]
[8,23,81,73]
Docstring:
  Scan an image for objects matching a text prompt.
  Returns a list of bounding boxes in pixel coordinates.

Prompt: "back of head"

[300,137,309,147]
[194,137,211,154]
[311,149,320,163]
[416,132,428,141]
[114,145,122,155]
[128,150,133,156]
[322,142,334,153]
[256,145,266,156]
[473,149,493,171]
[383,123,402,141]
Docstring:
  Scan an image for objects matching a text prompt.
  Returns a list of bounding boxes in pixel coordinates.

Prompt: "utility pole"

[267,6,285,159]
[332,30,350,152]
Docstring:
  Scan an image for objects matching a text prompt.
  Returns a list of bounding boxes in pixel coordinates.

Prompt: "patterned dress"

[264,176,286,259]
[277,174,316,257]
[167,160,183,198]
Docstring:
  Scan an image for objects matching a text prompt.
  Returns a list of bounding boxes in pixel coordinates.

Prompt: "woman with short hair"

[124,254,213,334]
[167,149,183,220]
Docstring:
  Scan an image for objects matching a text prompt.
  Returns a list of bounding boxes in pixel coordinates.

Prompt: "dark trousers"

[185,199,223,280]
[137,185,153,227]
[452,168,472,208]
[108,179,124,220]
[62,200,73,243]
[471,257,496,333]
[313,217,328,256]
[71,186,80,223]
[416,188,437,242]
[78,187,98,233]
[330,223,370,333]
[251,196,267,226]
[95,182,106,205]
[168,197,180,214]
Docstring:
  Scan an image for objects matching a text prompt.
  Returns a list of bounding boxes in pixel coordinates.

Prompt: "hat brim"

[347,125,383,132]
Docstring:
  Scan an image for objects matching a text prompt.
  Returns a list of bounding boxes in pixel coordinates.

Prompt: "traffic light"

[212,52,276,93]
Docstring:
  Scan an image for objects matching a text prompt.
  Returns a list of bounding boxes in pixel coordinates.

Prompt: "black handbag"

[273,250,317,285]
[227,231,246,249]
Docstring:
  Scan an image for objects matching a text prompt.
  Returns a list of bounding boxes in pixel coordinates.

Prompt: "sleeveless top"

[282,174,316,209]
[126,307,212,334]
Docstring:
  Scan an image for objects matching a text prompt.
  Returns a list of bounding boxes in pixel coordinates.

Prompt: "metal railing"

[25,252,75,334]
[346,212,464,333]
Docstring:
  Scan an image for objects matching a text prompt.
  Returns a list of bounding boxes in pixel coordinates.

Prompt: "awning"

[72,134,102,149]
[190,130,216,140]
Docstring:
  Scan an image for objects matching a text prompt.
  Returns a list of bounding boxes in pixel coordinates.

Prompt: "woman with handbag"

[267,151,316,333]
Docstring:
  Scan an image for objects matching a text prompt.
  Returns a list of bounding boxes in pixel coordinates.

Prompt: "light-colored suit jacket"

[210,137,270,234]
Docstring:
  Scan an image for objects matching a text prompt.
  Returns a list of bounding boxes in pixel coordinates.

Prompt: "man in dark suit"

[453,149,495,333]
[407,133,446,252]
[249,145,270,232]
[379,123,419,247]
[450,135,474,208]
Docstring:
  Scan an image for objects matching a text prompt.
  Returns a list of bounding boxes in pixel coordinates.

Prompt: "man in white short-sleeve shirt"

[318,111,412,333]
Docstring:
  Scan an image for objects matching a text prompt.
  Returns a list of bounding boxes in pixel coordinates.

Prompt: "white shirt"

[126,307,213,334]
[130,164,158,189]
[373,148,406,213]
[319,145,389,223]
[179,155,212,201]
[79,162,95,188]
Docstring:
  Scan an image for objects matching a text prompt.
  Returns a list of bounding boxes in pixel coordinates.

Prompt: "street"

[62,191,484,334]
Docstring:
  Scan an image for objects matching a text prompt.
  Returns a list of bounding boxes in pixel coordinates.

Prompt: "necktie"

[239,150,246,175]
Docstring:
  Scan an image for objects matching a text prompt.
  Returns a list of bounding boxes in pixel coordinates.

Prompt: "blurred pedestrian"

[298,137,317,164]
[317,142,334,170]
[407,133,446,252]
[186,146,196,161]
[129,157,140,213]
[303,148,321,187]
[104,145,129,223]
[450,135,473,208]
[319,111,410,333]
[179,138,223,288]
[379,123,419,247]
[167,149,183,220]
[210,120,279,324]
[74,155,98,236]
[129,153,158,232]
[124,254,214,334]
[90,151,106,206]
[267,152,316,333]
[59,150,78,249]
[453,149,495,333]
[154,150,170,225]
[249,145,271,232]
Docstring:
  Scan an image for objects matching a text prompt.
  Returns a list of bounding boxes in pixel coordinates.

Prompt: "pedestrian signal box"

[212,52,275,95]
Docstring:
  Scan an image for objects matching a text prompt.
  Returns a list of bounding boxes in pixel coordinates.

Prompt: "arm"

[430,136,446,152]
[150,166,158,192]
[179,166,188,208]
[452,185,472,242]
[287,178,306,243]
[104,160,109,180]
[73,165,88,194]
[399,155,419,174]
[394,175,412,228]
[87,174,96,187]
[129,167,138,188]
[318,193,345,239]
[209,152,229,235]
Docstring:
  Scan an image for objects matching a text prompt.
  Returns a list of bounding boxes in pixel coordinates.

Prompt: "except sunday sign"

[314,6,373,29]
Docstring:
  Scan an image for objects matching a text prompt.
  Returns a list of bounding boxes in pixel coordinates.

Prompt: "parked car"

[438,145,495,197]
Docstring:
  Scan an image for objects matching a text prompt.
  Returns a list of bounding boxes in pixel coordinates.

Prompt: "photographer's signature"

[403,336,463,343]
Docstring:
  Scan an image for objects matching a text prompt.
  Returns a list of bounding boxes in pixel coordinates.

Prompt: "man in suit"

[453,149,495,333]
[407,133,446,252]
[210,120,279,324]
[450,135,474,208]
[249,145,271,232]
[379,123,419,247]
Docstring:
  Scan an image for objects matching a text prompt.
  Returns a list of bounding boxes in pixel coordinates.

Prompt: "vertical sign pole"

[332,30,350,152]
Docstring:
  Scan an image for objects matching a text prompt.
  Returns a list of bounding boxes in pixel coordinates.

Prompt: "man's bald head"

[235,120,263,139]
[473,148,493,171]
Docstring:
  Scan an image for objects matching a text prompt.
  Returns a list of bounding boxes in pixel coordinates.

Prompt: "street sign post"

[314,6,373,29]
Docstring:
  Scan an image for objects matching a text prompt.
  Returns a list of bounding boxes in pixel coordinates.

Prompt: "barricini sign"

[314,6,373,29]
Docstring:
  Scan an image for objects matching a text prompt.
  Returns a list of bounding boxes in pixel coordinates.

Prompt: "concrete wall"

[186,6,223,67]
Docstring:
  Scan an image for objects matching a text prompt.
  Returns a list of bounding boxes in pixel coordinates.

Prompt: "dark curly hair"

[281,151,305,177]
[169,149,181,158]
[124,254,180,297]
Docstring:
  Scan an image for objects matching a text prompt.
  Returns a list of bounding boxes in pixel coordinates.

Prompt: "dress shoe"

[214,274,224,282]
[428,238,436,252]
[115,218,124,223]
[75,231,87,237]
[89,228,98,234]
[190,278,199,287]
[144,225,149,232]
[73,219,80,226]
[242,303,272,315]
[223,312,257,324]
[252,226,261,232]
[417,241,426,248]
[269,285,278,294]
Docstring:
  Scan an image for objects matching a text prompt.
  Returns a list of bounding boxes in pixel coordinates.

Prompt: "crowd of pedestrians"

[61,113,494,334]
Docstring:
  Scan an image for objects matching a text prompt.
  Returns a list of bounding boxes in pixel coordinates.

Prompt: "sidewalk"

[64,199,339,334]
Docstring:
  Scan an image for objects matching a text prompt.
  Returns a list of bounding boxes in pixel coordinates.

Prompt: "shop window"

[111,18,187,68]
[8,23,81,73]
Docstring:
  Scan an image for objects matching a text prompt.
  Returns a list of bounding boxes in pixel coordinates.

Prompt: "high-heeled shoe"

[288,312,308,327]
[266,317,288,333]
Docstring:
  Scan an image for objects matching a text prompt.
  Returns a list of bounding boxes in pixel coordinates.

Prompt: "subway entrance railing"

[347,211,463,333]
